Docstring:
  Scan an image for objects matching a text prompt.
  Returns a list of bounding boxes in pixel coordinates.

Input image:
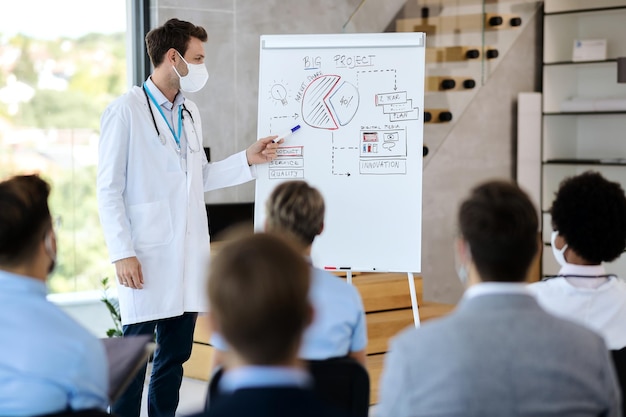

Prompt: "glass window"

[0,0,127,292]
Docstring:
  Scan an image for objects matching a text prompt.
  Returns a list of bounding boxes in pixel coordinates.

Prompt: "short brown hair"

[0,175,51,266]
[145,18,208,68]
[265,181,325,247]
[208,233,311,365]
[459,180,538,283]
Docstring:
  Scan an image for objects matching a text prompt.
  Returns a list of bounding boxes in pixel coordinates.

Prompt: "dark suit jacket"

[189,386,351,417]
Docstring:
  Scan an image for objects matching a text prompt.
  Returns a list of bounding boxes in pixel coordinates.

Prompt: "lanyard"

[143,83,183,149]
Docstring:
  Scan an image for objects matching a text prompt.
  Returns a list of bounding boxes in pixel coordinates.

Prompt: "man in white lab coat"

[97,18,279,417]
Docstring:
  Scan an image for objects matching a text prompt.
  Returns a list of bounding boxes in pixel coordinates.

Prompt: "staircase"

[344,0,542,164]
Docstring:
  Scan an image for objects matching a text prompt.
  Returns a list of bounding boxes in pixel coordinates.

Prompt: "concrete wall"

[421,11,542,304]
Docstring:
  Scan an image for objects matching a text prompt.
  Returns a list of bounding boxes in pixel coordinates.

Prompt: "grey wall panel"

[421,12,541,304]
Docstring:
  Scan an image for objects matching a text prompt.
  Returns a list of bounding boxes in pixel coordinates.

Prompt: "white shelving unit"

[542,0,626,276]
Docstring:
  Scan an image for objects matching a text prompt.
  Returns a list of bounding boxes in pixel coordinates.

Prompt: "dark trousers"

[111,312,198,417]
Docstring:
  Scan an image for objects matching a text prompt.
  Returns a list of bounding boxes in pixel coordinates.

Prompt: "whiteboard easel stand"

[407,272,421,328]
[256,33,426,331]
[346,270,421,328]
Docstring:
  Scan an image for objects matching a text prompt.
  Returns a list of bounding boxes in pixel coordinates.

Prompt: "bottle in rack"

[463,79,476,89]
[426,76,476,91]
[414,7,437,36]
[441,79,456,90]
[485,48,499,59]
[424,109,453,123]
[485,13,523,29]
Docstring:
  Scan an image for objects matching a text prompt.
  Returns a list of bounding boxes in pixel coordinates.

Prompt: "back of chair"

[35,409,116,417]
[205,366,225,411]
[611,348,626,416]
[205,358,370,416]
[307,356,370,417]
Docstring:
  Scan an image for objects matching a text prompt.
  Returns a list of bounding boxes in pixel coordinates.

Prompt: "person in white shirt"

[378,180,620,417]
[528,171,626,350]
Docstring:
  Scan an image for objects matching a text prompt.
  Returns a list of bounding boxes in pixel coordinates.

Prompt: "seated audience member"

[378,180,620,417]
[528,171,626,350]
[212,180,367,366]
[189,233,348,417]
[0,175,109,415]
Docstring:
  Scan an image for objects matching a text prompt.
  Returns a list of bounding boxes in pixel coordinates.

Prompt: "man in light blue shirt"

[211,180,367,366]
[0,175,109,416]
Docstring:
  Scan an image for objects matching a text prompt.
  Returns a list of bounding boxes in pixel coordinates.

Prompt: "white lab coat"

[97,85,255,325]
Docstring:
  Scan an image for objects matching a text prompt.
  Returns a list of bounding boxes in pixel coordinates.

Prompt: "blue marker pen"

[273,125,301,143]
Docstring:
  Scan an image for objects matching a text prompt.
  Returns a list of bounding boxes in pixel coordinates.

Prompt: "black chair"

[307,356,370,417]
[205,357,370,417]
[205,366,225,411]
[610,347,626,416]
[35,409,116,417]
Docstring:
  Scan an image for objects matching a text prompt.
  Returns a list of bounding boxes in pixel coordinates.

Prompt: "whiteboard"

[254,33,425,273]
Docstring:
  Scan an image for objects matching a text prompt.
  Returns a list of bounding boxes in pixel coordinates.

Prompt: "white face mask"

[454,241,470,287]
[551,230,569,267]
[457,263,469,286]
[173,51,209,93]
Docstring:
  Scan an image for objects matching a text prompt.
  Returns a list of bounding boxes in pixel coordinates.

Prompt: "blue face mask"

[551,230,569,267]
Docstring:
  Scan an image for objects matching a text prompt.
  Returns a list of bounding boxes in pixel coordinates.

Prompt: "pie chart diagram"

[302,75,360,130]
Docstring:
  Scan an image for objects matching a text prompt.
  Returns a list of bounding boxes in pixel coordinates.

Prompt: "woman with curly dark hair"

[528,171,626,349]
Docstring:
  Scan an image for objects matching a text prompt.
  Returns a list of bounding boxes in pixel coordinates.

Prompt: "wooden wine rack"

[425,46,499,62]
[396,13,522,34]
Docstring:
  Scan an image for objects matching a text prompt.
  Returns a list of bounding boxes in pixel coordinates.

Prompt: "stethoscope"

[142,83,201,153]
